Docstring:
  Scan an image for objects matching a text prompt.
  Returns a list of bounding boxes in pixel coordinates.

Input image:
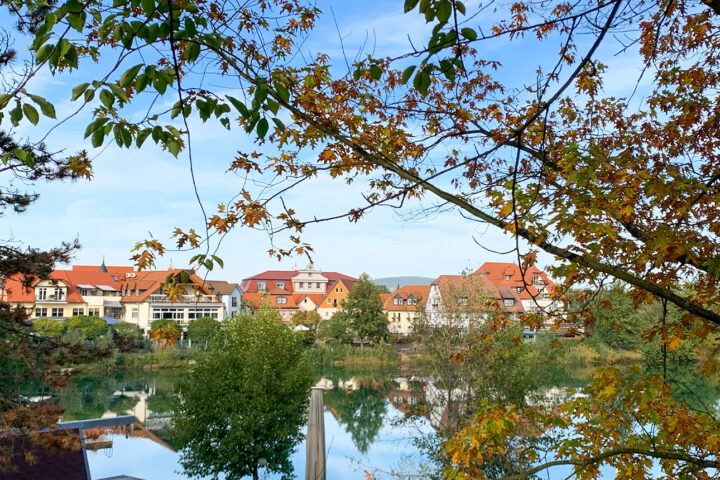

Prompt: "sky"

[1,1,650,283]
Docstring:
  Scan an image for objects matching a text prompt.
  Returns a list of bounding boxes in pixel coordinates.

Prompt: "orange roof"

[120,269,213,303]
[432,273,525,312]
[474,262,555,299]
[72,265,134,273]
[240,271,357,294]
[384,285,430,311]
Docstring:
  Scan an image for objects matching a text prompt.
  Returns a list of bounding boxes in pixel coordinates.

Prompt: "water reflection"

[23,363,720,479]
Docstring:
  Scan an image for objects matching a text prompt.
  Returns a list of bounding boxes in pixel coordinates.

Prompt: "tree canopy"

[185,316,220,343]
[3,0,720,477]
[173,308,313,480]
[337,273,388,345]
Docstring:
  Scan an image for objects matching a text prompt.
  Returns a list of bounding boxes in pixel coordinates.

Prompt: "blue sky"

[1,1,648,282]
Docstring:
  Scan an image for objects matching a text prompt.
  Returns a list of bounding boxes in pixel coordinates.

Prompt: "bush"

[113,322,143,351]
[32,317,65,337]
[186,316,220,344]
[66,315,108,340]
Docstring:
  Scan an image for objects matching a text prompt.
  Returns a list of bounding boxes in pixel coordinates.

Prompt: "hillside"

[372,276,435,291]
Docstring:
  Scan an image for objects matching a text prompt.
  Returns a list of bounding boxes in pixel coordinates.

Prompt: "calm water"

[24,363,720,480]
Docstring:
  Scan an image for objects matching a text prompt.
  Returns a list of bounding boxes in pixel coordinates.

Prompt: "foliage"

[32,317,65,338]
[446,366,720,479]
[64,315,108,340]
[307,343,399,366]
[337,273,388,346]
[185,316,220,343]
[112,321,143,352]
[290,310,321,328]
[173,309,313,480]
[149,319,181,348]
[317,312,353,345]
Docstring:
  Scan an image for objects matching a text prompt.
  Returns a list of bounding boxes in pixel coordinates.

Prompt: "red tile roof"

[384,285,430,311]
[240,270,357,294]
[432,273,526,312]
[72,265,134,273]
[474,262,555,299]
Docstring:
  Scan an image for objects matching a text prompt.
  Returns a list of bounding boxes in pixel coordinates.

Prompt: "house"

[4,263,226,335]
[383,285,430,335]
[119,269,223,334]
[425,273,502,328]
[240,265,356,323]
[473,262,561,315]
[203,280,242,318]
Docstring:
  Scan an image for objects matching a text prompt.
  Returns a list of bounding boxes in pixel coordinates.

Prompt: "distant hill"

[372,276,435,291]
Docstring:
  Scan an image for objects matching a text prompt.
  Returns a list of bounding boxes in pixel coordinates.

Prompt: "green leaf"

[256,118,269,138]
[185,42,201,62]
[13,148,35,167]
[167,140,181,157]
[67,11,86,32]
[141,0,154,13]
[136,129,151,147]
[415,70,431,96]
[113,124,124,147]
[404,0,420,13]
[253,82,269,110]
[419,0,430,13]
[153,76,168,95]
[84,88,95,102]
[369,65,382,80]
[22,103,40,125]
[35,44,54,63]
[272,117,285,132]
[211,255,224,269]
[455,1,466,15]
[401,65,416,84]
[9,104,22,126]
[71,82,90,101]
[119,64,143,88]
[170,101,182,119]
[91,127,105,147]
[27,94,56,119]
[226,95,249,117]
[108,83,129,103]
[461,27,477,41]
[99,89,114,108]
[436,0,452,23]
[274,82,290,103]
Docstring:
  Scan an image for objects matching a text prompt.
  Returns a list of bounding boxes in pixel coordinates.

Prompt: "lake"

[24,363,720,479]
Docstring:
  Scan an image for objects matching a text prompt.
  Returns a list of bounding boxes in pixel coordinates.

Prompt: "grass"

[62,345,204,373]
[306,343,399,366]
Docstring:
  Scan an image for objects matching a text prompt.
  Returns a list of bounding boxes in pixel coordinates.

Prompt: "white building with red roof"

[240,265,356,323]
[383,285,430,335]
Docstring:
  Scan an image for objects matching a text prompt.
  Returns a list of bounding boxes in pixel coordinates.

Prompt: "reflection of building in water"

[314,377,360,391]
[525,386,571,409]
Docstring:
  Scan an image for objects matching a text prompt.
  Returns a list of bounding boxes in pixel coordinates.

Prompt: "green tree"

[32,317,65,338]
[185,316,220,349]
[112,321,143,352]
[65,315,108,340]
[290,310,321,329]
[173,308,313,480]
[338,273,388,346]
[317,312,353,345]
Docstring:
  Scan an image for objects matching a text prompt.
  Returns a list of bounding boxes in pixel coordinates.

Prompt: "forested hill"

[372,276,435,291]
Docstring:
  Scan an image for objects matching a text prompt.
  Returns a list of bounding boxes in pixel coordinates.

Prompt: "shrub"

[66,315,108,340]
[32,317,65,337]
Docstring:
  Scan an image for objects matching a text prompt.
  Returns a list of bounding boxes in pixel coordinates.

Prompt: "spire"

[168,259,174,271]
[99,256,108,273]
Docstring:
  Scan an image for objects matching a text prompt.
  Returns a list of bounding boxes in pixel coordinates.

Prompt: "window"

[153,308,184,320]
[79,288,89,296]
[188,308,219,319]
[327,298,332,304]
[515,287,523,293]
[505,275,512,280]
[277,296,287,305]
[51,308,64,318]
[407,295,417,306]
[231,297,238,307]
[88,307,100,317]
[54,287,64,300]
[503,298,515,307]
[37,287,47,300]
[533,275,545,286]
[131,307,139,319]
[340,288,343,293]
[299,282,305,288]
[316,282,321,289]
[541,293,550,300]
[257,281,266,292]
[72,307,84,316]
[303,298,308,303]
[34,307,47,318]
[276,281,285,289]
[457,297,468,306]
[335,288,339,293]
[393,295,403,306]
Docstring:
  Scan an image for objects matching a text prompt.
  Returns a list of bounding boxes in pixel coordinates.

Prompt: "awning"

[103,300,122,308]
[96,285,117,291]
[76,284,95,289]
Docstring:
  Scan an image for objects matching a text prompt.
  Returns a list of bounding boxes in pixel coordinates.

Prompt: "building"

[240,265,356,323]
[383,285,430,335]
[204,280,242,318]
[4,263,227,335]
[425,262,565,329]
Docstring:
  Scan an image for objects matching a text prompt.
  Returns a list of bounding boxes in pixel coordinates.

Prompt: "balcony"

[35,295,67,303]
[148,294,220,304]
